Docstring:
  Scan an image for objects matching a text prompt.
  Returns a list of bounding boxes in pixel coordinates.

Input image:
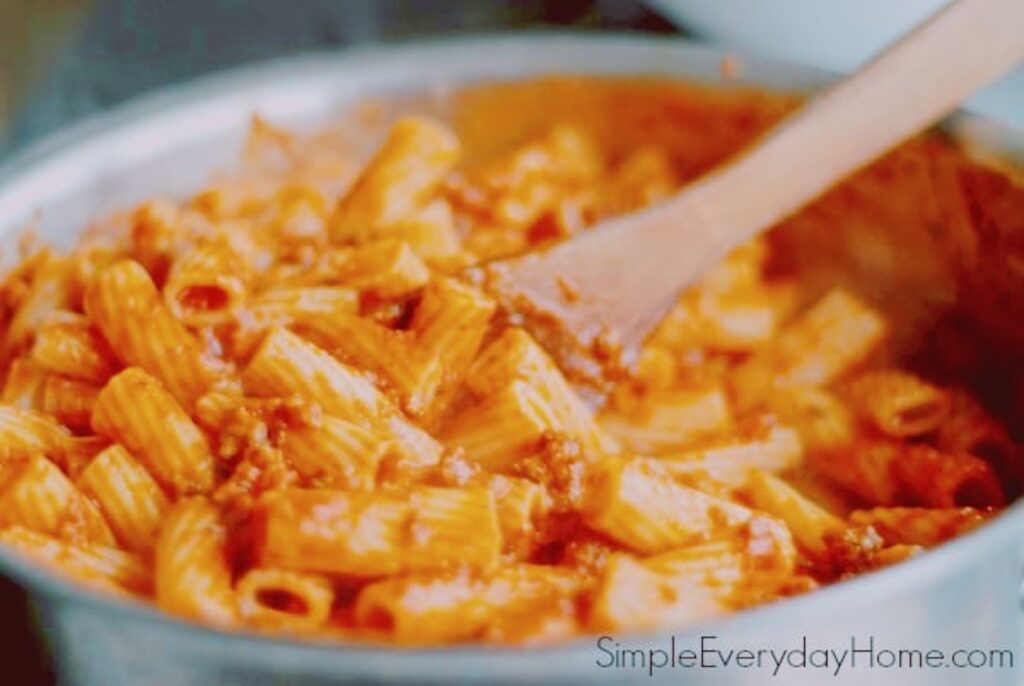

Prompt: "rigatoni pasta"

[253,489,410,577]
[280,416,388,490]
[588,523,796,634]
[41,375,100,431]
[329,116,460,244]
[742,469,844,561]
[253,486,500,577]
[599,385,732,453]
[77,444,170,553]
[1,253,75,362]
[840,370,950,437]
[30,312,116,384]
[83,259,226,408]
[1,357,47,409]
[155,498,237,626]
[582,457,755,553]
[354,564,581,643]
[730,288,888,412]
[242,326,442,468]
[236,568,334,630]
[0,82,1020,647]
[163,237,252,326]
[0,405,68,465]
[0,525,150,595]
[91,367,215,497]
[245,286,358,330]
[332,239,431,300]
[0,455,114,545]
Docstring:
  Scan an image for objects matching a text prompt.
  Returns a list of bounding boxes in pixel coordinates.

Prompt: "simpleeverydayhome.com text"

[594,634,1016,678]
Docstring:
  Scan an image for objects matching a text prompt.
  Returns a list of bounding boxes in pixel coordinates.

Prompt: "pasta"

[811,438,1004,508]
[244,286,358,331]
[354,565,581,643]
[91,367,216,496]
[730,289,888,412]
[840,370,950,437]
[1,253,75,362]
[1,357,47,408]
[445,328,615,463]
[0,455,114,545]
[242,327,442,468]
[329,117,460,244]
[236,568,334,630]
[657,421,803,489]
[582,457,756,553]
[83,259,227,408]
[0,78,1020,646]
[599,385,732,453]
[0,525,150,594]
[252,486,501,577]
[280,416,388,490]
[253,489,410,577]
[30,312,116,384]
[155,498,237,625]
[163,237,252,327]
[742,470,844,560]
[41,375,100,432]
[242,326,387,421]
[77,444,171,553]
[486,474,549,555]
[0,405,68,465]
[288,276,495,420]
[385,200,468,270]
[589,522,796,633]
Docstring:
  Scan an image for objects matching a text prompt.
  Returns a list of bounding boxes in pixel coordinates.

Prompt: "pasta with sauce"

[0,78,1020,645]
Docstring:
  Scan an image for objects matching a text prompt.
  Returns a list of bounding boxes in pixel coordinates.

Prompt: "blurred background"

[0,0,1022,683]
[2,0,1023,158]
[0,0,677,155]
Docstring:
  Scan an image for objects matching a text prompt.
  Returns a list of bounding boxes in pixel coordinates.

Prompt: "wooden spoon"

[474,0,1024,386]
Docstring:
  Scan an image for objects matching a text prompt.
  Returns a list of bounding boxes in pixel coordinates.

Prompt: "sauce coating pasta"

[0,77,1021,644]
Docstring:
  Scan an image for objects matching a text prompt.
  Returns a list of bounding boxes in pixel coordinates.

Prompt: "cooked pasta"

[155,498,237,625]
[0,455,114,545]
[0,405,68,465]
[41,375,100,432]
[742,470,844,561]
[329,117,460,244]
[0,525,150,595]
[163,237,252,327]
[30,312,116,385]
[589,523,796,633]
[840,370,951,437]
[730,289,888,412]
[1,253,75,362]
[1,358,47,409]
[0,77,1020,646]
[83,259,227,408]
[354,565,581,643]
[91,367,216,497]
[582,457,756,553]
[280,416,388,490]
[77,444,171,553]
[236,568,335,630]
[253,486,500,577]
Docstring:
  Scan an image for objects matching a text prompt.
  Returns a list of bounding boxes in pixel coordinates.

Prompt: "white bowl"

[648,0,1024,128]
